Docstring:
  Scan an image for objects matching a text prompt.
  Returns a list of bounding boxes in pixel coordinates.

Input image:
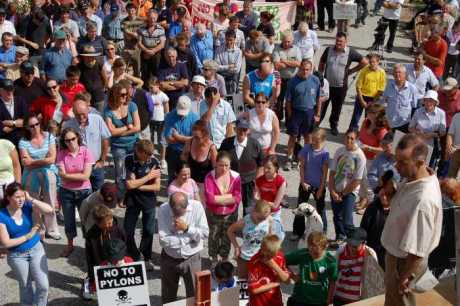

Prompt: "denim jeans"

[60,187,92,239]
[166,146,182,184]
[331,193,356,240]
[293,185,328,237]
[112,146,132,196]
[90,166,105,192]
[348,96,374,130]
[124,205,156,261]
[7,242,49,306]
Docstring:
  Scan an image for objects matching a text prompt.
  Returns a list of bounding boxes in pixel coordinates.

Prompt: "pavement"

[0,11,414,306]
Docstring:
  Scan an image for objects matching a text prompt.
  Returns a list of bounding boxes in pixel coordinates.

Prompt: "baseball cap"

[423,90,439,103]
[176,95,191,116]
[103,239,127,262]
[191,75,206,86]
[16,46,29,56]
[442,77,458,91]
[0,78,14,91]
[110,3,119,12]
[54,29,67,40]
[236,118,250,129]
[100,182,118,208]
[20,61,35,74]
[346,227,367,247]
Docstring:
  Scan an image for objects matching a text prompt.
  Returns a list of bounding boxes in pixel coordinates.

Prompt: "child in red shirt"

[247,234,290,306]
[255,155,287,215]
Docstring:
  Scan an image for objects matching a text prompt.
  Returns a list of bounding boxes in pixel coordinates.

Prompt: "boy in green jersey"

[286,231,338,306]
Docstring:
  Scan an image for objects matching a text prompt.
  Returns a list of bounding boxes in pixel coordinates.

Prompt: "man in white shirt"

[158,192,209,304]
[382,0,404,53]
[0,7,15,47]
[447,112,460,177]
[381,134,442,306]
[293,22,320,60]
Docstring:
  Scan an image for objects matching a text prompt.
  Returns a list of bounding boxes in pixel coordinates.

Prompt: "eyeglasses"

[64,137,77,143]
[28,122,40,129]
[255,100,267,104]
[47,85,58,90]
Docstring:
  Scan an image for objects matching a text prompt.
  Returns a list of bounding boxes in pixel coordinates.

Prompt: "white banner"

[333,3,357,20]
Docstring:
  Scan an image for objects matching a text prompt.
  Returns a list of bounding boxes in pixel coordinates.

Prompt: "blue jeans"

[124,205,156,261]
[60,187,92,239]
[90,166,105,192]
[112,146,132,196]
[7,242,49,306]
[373,0,384,13]
[348,96,374,130]
[331,193,356,240]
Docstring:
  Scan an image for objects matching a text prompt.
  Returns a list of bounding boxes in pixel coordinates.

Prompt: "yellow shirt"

[356,65,386,98]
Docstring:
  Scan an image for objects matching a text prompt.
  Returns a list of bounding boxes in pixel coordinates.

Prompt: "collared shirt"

[320,46,362,88]
[78,15,103,37]
[367,152,399,190]
[273,45,302,79]
[185,92,204,115]
[438,89,460,126]
[103,14,124,41]
[158,199,209,259]
[0,20,16,47]
[382,80,418,128]
[383,0,404,19]
[164,109,199,152]
[286,74,321,111]
[409,106,446,146]
[216,28,245,50]
[234,136,248,159]
[448,112,460,146]
[293,30,320,60]
[42,47,73,83]
[381,174,442,258]
[190,31,214,70]
[0,45,16,78]
[199,99,236,149]
[215,45,243,77]
[405,64,439,101]
[54,19,80,40]
[62,113,111,161]
[57,146,95,190]
[137,24,165,49]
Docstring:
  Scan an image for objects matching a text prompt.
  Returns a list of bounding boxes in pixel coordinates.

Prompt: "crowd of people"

[0,0,459,305]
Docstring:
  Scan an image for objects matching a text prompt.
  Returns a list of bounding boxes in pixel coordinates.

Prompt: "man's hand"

[174,218,188,232]
[316,188,324,199]
[264,258,277,269]
[148,168,161,180]
[331,191,342,202]
[3,120,14,127]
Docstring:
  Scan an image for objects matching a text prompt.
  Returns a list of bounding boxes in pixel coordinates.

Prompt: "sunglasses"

[119,92,128,98]
[47,85,58,90]
[64,137,77,143]
[28,122,40,129]
[255,100,267,104]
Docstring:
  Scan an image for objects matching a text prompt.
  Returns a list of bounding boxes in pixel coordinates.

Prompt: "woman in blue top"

[0,182,54,306]
[103,83,141,195]
[242,53,277,108]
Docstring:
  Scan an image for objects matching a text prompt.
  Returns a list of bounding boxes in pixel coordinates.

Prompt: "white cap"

[423,90,439,103]
[191,75,206,86]
[176,95,191,116]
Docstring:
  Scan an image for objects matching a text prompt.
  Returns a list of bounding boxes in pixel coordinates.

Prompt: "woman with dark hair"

[19,113,61,240]
[103,83,140,194]
[57,127,95,257]
[181,119,217,187]
[204,151,242,262]
[167,161,201,201]
[0,182,54,306]
[243,53,277,108]
[257,11,276,45]
[107,58,144,89]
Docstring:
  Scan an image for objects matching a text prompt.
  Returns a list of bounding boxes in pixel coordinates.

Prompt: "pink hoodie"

[204,169,242,215]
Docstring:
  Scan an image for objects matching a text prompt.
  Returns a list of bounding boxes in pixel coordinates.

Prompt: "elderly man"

[319,32,367,135]
[186,75,206,114]
[293,22,320,60]
[158,47,189,109]
[190,23,214,72]
[102,4,124,53]
[421,25,448,79]
[5,46,39,81]
[202,59,227,97]
[42,30,74,83]
[200,86,236,149]
[138,9,166,83]
[14,61,47,106]
[158,192,209,304]
[235,0,258,37]
[0,32,16,79]
[381,64,418,133]
[405,51,439,106]
[274,30,302,122]
[381,134,442,306]
[62,98,110,190]
[215,29,243,95]
[0,78,26,146]
[78,45,106,112]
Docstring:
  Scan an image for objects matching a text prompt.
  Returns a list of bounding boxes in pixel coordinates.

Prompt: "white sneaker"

[161,159,167,169]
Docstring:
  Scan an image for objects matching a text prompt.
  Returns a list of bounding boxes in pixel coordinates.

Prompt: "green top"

[285,248,338,304]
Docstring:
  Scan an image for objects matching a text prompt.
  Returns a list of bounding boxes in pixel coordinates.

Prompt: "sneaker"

[161,159,167,170]
[331,127,339,136]
[145,260,155,271]
[283,159,292,171]
[45,232,62,240]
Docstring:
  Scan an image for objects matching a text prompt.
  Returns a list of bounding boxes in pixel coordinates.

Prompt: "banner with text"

[191,0,297,40]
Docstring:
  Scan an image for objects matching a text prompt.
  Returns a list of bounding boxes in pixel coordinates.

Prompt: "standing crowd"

[0,0,458,305]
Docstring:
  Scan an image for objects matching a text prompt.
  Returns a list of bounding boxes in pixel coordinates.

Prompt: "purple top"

[298,144,329,188]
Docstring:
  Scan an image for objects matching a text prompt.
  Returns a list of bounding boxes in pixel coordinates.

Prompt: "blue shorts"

[287,109,315,136]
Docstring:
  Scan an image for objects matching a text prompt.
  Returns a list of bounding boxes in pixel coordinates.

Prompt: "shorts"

[287,108,315,137]
[149,120,165,145]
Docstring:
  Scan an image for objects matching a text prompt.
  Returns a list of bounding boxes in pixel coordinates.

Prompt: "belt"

[161,249,197,262]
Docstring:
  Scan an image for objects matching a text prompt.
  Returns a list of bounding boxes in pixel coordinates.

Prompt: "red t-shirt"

[61,82,86,104]
[423,38,448,78]
[30,96,72,125]
[256,174,285,212]
[247,251,287,306]
[358,119,388,159]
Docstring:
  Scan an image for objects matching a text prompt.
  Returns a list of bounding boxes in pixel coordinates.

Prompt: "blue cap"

[111,3,119,11]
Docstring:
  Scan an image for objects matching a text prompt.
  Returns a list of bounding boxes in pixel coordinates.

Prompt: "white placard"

[333,3,357,20]
[94,261,150,306]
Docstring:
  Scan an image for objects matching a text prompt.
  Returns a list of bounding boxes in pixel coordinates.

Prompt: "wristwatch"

[12,120,16,127]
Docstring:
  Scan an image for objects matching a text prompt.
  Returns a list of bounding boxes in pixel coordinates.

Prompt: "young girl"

[293,128,329,239]
[148,77,169,169]
[255,155,286,240]
[167,161,201,202]
[248,234,290,306]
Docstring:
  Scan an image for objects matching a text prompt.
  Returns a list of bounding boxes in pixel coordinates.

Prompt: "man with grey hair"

[158,47,189,109]
[190,23,214,72]
[158,192,209,304]
[381,133,442,306]
[381,64,417,133]
[293,22,320,60]
[421,25,448,80]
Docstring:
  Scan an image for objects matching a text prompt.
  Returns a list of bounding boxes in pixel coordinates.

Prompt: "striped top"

[335,245,366,302]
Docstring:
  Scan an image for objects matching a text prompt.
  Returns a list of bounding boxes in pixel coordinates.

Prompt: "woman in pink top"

[204,151,242,262]
[57,127,94,257]
[167,161,201,202]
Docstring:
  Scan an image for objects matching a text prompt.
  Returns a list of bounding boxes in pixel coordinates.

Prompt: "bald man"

[62,99,111,190]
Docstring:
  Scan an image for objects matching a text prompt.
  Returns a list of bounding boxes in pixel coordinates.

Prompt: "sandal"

[60,245,74,257]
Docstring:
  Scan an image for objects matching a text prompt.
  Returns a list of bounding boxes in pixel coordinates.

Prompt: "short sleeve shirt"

[57,146,94,190]
[383,0,404,19]
[286,74,321,111]
[138,24,165,49]
[273,45,302,79]
[330,146,366,194]
[256,174,285,212]
[448,113,460,146]
[320,46,363,88]
[125,154,159,206]
[103,102,139,150]
[164,110,199,151]
[157,63,189,102]
[199,99,236,149]
[298,144,329,188]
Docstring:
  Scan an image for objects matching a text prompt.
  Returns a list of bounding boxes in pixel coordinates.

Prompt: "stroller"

[368,18,389,69]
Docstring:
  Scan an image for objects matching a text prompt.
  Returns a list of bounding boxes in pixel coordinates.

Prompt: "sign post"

[333,3,357,20]
[94,261,151,306]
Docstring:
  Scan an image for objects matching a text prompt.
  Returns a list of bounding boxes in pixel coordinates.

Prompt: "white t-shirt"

[448,112,460,147]
[330,146,366,194]
[151,91,170,122]
[0,20,16,46]
[383,0,404,20]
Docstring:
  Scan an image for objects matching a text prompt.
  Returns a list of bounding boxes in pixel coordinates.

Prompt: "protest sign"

[333,3,357,20]
[191,0,297,40]
[94,261,150,306]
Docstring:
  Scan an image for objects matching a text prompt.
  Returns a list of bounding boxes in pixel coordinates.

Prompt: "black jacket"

[0,96,28,146]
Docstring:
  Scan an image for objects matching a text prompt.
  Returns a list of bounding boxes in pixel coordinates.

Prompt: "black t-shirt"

[19,15,53,55]
[257,23,275,38]
[78,61,105,103]
[14,77,48,107]
[124,154,159,208]
[176,47,198,81]
[133,88,150,131]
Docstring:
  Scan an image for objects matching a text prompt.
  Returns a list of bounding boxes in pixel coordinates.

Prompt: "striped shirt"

[137,24,165,49]
[335,246,366,302]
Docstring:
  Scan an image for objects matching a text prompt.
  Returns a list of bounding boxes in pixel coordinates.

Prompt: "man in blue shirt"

[42,30,74,83]
[164,95,199,183]
[102,4,124,53]
[284,59,321,170]
[190,23,214,72]
[0,32,16,79]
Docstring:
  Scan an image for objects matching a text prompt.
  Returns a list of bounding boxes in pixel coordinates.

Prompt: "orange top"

[423,38,448,78]
[133,0,153,18]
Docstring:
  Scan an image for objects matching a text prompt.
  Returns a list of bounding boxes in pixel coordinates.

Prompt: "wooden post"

[195,270,212,306]
[455,208,460,306]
